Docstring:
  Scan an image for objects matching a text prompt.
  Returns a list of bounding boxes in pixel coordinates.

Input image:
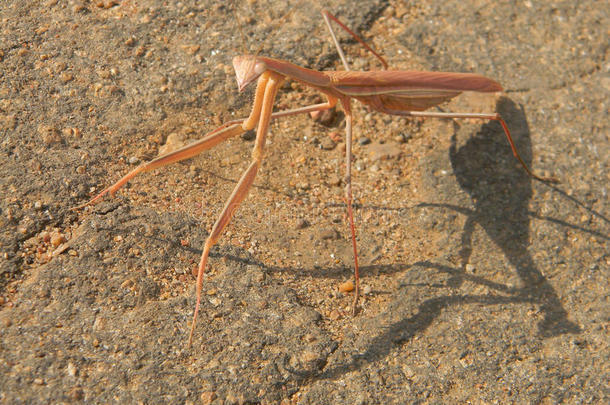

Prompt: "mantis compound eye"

[233,55,267,92]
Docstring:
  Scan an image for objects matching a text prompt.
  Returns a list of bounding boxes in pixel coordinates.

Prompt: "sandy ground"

[0,0,608,403]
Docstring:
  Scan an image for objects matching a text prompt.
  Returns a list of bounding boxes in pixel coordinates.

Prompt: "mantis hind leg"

[402,110,558,183]
[340,99,362,315]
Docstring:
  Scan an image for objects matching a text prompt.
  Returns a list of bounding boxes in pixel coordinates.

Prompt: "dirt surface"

[1,0,608,403]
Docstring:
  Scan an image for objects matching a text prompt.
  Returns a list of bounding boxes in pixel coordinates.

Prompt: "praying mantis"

[78,10,555,346]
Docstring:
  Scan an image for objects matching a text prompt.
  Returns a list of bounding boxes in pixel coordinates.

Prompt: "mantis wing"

[329,70,502,112]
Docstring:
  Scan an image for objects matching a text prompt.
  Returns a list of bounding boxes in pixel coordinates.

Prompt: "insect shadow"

[448,96,580,337]
[303,96,581,381]
[149,97,587,380]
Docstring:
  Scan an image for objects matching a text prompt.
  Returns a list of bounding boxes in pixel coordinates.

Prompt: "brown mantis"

[78,10,555,346]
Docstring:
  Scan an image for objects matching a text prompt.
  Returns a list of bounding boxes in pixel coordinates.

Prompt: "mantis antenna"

[231,1,249,55]
[321,9,389,70]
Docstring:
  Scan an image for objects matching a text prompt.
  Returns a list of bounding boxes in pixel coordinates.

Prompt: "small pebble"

[128,156,139,165]
[50,232,66,248]
[295,219,309,229]
[465,264,475,274]
[68,387,84,401]
[362,285,372,295]
[328,131,342,142]
[181,44,200,55]
[67,362,77,377]
[53,61,67,73]
[399,132,412,143]
[368,141,402,161]
[60,72,73,83]
[328,309,341,320]
[62,127,81,138]
[319,228,339,240]
[39,125,62,145]
[300,350,319,363]
[327,175,341,187]
[106,85,120,95]
[339,280,354,293]
[200,391,217,405]
[319,137,336,150]
[160,133,186,154]
[241,129,256,141]
[310,108,336,126]
[1,115,16,131]
[95,0,118,8]
[358,136,371,145]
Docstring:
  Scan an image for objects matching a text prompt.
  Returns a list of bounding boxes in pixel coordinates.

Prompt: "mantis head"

[233,55,267,92]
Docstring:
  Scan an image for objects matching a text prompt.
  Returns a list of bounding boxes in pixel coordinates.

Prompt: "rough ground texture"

[1,0,608,403]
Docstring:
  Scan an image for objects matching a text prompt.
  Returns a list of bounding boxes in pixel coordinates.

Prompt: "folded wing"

[328,70,502,112]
